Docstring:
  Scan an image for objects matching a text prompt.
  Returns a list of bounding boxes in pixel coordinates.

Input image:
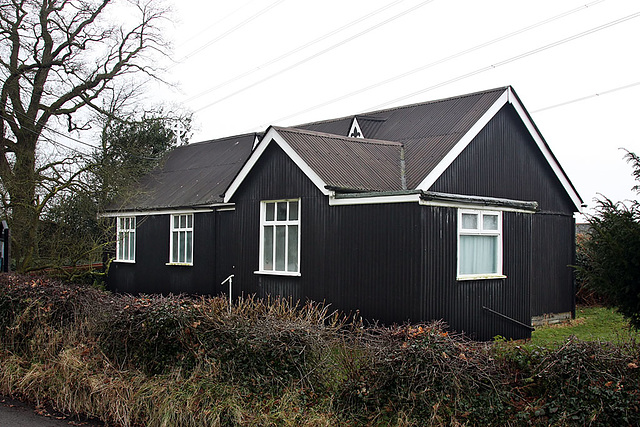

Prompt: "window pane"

[263,226,274,270]
[123,234,129,259]
[265,203,275,221]
[173,215,179,229]
[186,231,193,264]
[287,225,298,272]
[172,231,179,262]
[289,201,298,220]
[275,225,286,271]
[129,232,135,260]
[179,231,186,262]
[460,235,497,275]
[118,234,124,260]
[483,214,498,231]
[180,215,186,228]
[461,213,478,230]
[277,202,287,221]
[187,214,193,228]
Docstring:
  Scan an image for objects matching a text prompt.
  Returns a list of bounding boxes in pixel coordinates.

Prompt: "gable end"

[416,87,582,211]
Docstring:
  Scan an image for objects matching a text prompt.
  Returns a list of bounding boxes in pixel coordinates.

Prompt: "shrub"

[0,274,639,426]
[578,151,640,329]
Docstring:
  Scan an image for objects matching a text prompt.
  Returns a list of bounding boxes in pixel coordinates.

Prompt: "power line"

[264,0,605,126]
[192,0,437,114]
[172,0,287,66]
[182,0,407,104]
[365,10,640,112]
[176,0,260,48]
[531,81,640,113]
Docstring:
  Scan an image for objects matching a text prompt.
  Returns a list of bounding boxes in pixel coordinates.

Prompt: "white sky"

[154,0,640,217]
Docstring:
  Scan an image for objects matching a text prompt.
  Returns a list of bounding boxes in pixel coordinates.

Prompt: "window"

[259,199,300,275]
[170,214,193,265]
[457,209,503,279]
[116,216,136,262]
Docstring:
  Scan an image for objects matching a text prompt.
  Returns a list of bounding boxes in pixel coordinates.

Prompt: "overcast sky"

[154,0,639,217]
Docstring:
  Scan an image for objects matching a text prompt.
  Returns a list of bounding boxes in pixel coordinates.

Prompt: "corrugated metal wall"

[108,103,574,341]
[430,105,576,213]
[430,104,576,320]
[232,142,534,340]
[108,212,219,295]
[419,207,532,340]
[531,213,576,316]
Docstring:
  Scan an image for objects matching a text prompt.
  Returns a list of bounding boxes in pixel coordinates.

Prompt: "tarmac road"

[0,397,102,427]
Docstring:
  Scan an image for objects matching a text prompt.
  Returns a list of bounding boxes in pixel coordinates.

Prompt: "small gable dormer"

[348,117,364,139]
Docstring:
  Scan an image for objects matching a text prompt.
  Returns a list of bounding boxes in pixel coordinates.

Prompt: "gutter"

[98,202,235,218]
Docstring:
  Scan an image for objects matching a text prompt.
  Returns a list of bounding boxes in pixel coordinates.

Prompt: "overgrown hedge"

[0,274,638,426]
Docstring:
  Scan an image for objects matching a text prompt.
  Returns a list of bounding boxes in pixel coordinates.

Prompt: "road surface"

[0,397,102,426]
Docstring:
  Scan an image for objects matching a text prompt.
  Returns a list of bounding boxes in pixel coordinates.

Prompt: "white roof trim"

[99,207,217,218]
[252,134,261,151]
[348,117,364,138]
[417,90,509,191]
[329,190,537,212]
[224,127,330,203]
[506,89,583,211]
[416,87,581,211]
[419,198,536,214]
[329,192,421,206]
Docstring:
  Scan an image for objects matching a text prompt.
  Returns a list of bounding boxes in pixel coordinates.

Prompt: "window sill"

[254,270,301,277]
[457,274,507,281]
[114,259,135,264]
[166,262,193,267]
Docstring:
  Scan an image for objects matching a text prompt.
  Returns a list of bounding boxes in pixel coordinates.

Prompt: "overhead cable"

[192,0,437,113]
[182,0,406,104]
[365,10,640,112]
[265,0,605,125]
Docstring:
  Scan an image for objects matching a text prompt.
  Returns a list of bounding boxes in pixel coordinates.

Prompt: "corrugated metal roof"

[109,87,543,210]
[296,87,506,189]
[274,127,404,192]
[108,133,255,211]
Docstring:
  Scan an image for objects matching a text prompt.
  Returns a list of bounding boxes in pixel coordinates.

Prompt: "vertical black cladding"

[231,141,534,339]
[232,141,431,325]
[531,213,575,316]
[430,104,576,214]
[107,211,218,295]
[430,103,577,323]
[420,207,532,341]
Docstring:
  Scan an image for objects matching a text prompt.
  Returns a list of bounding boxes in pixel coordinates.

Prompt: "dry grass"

[0,274,638,426]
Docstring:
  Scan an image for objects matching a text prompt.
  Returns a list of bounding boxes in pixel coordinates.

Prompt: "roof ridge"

[275,126,403,147]
[178,132,260,148]
[294,86,509,128]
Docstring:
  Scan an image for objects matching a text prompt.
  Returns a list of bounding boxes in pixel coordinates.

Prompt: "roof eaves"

[420,191,539,212]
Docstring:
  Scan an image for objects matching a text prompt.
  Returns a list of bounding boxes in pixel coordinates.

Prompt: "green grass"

[530,305,639,346]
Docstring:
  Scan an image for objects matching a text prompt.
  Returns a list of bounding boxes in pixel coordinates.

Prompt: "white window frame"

[168,213,194,266]
[116,216,136,263]
[257,199,301,276]
[457,209,505,280]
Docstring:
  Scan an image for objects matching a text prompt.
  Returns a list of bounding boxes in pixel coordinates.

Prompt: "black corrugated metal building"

[104,86,582,340]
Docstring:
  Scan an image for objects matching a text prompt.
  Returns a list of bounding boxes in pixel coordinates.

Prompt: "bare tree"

[0,0,169,272]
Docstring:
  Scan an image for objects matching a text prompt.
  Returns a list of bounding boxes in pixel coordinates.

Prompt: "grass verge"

[531,306,639,346]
